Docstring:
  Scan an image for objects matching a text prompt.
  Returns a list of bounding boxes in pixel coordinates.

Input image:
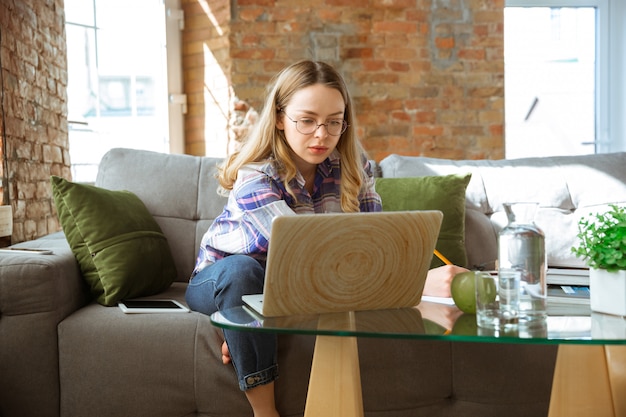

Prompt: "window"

[65,0,184,182]
[504,0,625,158]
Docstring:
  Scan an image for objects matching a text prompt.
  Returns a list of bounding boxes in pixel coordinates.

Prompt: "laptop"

[242,210,443,317]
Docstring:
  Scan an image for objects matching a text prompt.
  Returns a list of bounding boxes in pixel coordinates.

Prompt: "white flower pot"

[590,268,626,316]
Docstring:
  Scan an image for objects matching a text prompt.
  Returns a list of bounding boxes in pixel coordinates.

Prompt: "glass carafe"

[498,202,547,326]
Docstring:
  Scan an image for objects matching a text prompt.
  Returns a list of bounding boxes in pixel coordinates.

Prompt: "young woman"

[186,60,466,417]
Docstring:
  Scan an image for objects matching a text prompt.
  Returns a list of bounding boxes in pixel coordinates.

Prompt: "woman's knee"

[186,255,264,313]
[213,255,265,298]
[185,267,218,314]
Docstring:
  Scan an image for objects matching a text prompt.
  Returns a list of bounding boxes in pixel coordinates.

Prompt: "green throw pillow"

[375,173,471,269]
[51,176,177,306]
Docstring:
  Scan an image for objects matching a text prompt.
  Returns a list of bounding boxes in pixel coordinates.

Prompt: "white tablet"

[118,299,190,314]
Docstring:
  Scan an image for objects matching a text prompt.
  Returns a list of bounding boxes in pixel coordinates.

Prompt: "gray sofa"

[2,148,626,417]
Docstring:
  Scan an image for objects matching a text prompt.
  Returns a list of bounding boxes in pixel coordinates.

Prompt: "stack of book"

[546,268,590,316]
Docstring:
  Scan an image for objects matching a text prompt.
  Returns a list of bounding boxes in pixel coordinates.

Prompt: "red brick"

[270,7,299,21]
[326,0,365,6]
[372,0,416,8]
[479,110,502,123]
[241,34,262,46]
[317,9,342,21]
[413,126,444,136]
[387,136,414,151]
[474,10,503,23]
[373,21,418,34]
[489,124,504,136]
[362,60,386,71]
[355,111,389,127]
[406,10,428,22]
[237,0,275,5]
[435,37,455,49]
[474,24,489,37]
[451,126,486,136]
[458,48,486,60]
[388,61,410,72]
[344,48,374,59]
[391,111,412,122]
[353,72,398,85]
[378,47,418,60]
[239,8,265,21]
[469,86,503,98]
[231,49,276,60]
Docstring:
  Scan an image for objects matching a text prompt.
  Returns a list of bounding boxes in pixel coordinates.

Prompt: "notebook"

[242,210,443,317]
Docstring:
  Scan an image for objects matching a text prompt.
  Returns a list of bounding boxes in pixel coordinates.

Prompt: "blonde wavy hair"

[218,60,368,213]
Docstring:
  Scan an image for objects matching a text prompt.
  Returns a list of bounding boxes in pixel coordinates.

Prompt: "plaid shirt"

[192,151,382,277]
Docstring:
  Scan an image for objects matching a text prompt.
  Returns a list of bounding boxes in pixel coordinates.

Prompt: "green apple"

[451,313,478,335]
[451,271,477,314]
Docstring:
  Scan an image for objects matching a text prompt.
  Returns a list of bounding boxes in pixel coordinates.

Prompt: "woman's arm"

[358,159,383,212]
[202,168,295,261]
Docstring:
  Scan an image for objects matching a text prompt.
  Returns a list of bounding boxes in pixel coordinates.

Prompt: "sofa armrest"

[0,232,88,317]
[0,232,89,417]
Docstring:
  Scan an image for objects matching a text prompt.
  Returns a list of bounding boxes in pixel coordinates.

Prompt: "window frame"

[164,0,185,154]
[505,0,624,154]
[65,0,183,182]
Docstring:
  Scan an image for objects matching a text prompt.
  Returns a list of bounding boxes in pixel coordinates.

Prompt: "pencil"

[434,249,452,265]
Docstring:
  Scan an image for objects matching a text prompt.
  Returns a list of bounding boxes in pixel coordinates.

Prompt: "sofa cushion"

[379,152,626,269]
[375,173,471,268]
[51,176,177,306]
[95,148,227,281]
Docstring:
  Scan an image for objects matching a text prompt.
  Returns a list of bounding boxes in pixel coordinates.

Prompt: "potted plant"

[572,204,626,316]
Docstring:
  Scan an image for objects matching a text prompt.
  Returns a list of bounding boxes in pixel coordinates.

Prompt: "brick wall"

[0,0,69,243]
[1,0,503,243]
[183,0,505,161]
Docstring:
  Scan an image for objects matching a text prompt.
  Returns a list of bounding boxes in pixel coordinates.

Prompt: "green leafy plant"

[571,204,626,272]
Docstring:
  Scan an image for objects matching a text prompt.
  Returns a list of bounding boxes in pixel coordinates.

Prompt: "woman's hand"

[416,299,464,331]
[423,264,470,297]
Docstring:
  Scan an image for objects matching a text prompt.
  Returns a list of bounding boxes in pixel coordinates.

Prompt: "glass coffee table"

[211,301,626,417]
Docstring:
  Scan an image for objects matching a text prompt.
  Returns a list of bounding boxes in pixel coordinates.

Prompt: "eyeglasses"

[281,111,348,136]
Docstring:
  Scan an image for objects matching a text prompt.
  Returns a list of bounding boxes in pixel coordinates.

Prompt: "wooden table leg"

[304,313,364,417]
[605,345,626,416]
[549,345,626,417]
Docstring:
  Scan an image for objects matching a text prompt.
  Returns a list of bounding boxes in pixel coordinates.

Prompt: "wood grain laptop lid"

[261,210,443,317]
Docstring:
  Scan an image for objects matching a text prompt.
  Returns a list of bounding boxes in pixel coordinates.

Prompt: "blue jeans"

[185,255,278,391]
